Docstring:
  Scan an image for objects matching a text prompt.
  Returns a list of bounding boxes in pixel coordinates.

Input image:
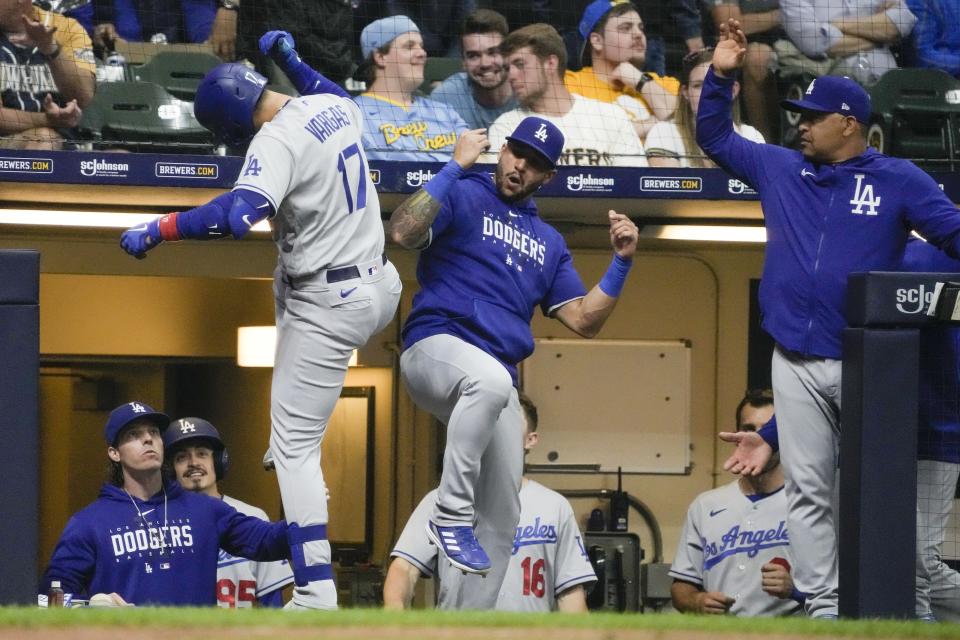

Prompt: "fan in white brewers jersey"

[670,390,803,617]
[383,393,596,612]
[164,418,294,608]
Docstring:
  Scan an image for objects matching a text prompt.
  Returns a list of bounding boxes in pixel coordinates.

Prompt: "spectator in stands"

[646,47,764,167]
[356,15,468,161]
[92,0,238,59]
[776,0,916,86]
[903,0,960,78]
[0,0,95,150]
[489,23,647,167]
[565,0,680,142]
[705,0,782,141]
[430,9,517,129]
[239,0,354,86]
[384,0,476,57]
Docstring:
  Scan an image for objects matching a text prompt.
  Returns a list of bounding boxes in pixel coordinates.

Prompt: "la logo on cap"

[534,123,549,142]
[130,402,146,414]
[179,420,197,434]
[806,79,816,95]
[841,102,850,110]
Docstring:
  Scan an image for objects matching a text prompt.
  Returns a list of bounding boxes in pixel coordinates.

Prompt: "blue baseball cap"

[506,116,565,168]
[104,401,170,446]
[360,15,420,59]
[579,0,636,41]
[781,75,871,124]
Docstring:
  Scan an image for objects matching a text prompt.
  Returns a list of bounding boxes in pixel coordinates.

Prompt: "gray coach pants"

[916,459,960,621]
[772,345,842,618]
[400,334,524,609]
[270,259,401,608]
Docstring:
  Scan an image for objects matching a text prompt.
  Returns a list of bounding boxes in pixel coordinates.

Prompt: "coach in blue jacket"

[697,19,960,618]
[40,402,291,606]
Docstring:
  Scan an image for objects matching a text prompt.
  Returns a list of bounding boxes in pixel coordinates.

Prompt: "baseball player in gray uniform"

[671,390,803,616]
[383,394,597,611]
[164,418,294,608]
[120,34,402,609]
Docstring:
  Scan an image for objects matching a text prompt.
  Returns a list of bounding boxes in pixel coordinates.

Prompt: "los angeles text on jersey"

[110,525,193,556]
[512,516,558,553]
[304,104,352,143]
[0,157,52,173]
[482,214,546,265]
[702,521,788,569]
[155,162,218,178]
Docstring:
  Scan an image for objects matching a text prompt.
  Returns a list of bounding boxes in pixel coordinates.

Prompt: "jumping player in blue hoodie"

[698,19,960,618]
[39,402,291,606]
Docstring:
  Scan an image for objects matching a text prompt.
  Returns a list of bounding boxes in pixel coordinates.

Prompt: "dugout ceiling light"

[640,224,766,243]
[237,326,358,368]
[0,208,271,232]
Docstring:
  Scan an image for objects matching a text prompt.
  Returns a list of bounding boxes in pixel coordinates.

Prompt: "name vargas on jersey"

[701,521,789,569]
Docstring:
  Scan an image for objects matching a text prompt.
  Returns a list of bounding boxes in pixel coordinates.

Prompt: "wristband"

[757,415,779,452]
[157,213,181,241]
[790,587,806,604]
[423,159,464,203]
[598,254,632,297]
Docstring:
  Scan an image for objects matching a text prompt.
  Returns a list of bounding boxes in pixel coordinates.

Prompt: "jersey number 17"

[337,142,367,214]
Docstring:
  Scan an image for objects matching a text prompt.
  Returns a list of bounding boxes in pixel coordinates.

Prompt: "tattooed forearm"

[388,189,441,249]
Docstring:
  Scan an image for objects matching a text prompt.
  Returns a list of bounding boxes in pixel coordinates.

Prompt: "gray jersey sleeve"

[669,500,705,586]
[391,490,438,576]
[233,133,296,212]
[553,497,597,595]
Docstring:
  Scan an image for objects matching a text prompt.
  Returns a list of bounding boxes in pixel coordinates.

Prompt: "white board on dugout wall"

[522,338,692,474]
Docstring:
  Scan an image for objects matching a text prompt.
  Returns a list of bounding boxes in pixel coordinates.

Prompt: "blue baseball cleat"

[425,521,491,575]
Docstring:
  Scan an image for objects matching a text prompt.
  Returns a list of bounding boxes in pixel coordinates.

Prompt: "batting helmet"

[163,417,230,480]
[193,63,268,146]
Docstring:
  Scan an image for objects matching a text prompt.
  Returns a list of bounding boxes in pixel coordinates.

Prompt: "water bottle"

[47,581,64,608]
[99,51,126,83]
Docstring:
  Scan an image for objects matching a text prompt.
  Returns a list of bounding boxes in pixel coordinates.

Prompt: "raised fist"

[120,218,162,259]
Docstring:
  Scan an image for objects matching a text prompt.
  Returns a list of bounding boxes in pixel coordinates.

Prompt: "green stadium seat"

[78,81,214,153]
[131,51,223,101]
[865,68,960,169]
[418,57,462,95]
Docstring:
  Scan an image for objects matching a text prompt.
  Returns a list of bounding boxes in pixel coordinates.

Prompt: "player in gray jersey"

[384,393,596,611]
[120,35,402,609]
[164,418,294,608]
[671,390,803,617]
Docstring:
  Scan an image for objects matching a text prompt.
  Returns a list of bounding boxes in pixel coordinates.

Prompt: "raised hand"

[452,129,491,170]
[259,30,297,65]
[607,210,639,259]
[713,18,747,76]
[14,12,58,55]
[718,430,773,476]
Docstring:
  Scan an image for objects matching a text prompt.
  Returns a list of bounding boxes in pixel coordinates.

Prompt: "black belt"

[326,254,387,284]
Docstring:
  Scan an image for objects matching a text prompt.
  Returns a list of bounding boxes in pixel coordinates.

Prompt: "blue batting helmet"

[193,63,268,146]
[163,417,230,480]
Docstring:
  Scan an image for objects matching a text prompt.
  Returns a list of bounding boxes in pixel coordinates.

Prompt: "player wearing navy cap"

[389,117,638,609]
[699,19,960,618]
[39,402,291,607]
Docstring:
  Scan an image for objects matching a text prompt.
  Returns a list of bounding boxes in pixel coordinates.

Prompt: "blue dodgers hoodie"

[40,482,288,605]
[697,67,960,358]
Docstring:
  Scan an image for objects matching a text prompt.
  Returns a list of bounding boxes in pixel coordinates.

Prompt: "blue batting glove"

[259,30,296,64]
[120,218,162,259]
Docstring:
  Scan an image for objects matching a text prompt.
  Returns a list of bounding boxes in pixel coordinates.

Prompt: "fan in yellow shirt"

[565,0,679,142]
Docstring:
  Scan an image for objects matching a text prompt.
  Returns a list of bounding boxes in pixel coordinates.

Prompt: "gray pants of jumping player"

[916,459,960,621]
[400,334,524,609]
[772,345,842,618]
[271,258,401,609]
